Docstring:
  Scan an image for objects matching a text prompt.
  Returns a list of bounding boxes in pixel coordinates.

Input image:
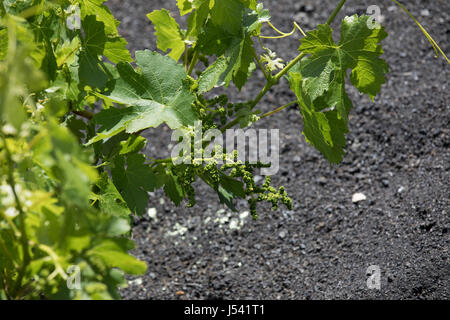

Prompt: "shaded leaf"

[111,154,156,216]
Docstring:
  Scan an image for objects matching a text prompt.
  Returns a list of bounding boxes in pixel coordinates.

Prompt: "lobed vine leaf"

[289,72,348,164]
[197,1,269,92]
[111,153,156,216]
[288,15,389,163]
[298,15,389,106]
[79,0,121,36]
[88,238,147,275]
[88,50,197,144]
[147,9,185,62]
[82,14,132,64]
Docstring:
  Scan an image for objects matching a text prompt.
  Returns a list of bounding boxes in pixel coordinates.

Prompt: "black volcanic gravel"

[106,0,449,299]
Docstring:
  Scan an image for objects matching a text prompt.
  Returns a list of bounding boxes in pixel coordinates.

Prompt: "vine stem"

[252,48,269,80]
[249,51,306,110]
[184,43,189,71]
[260,21,306,39]
[326,0,347,25]
[73,109,94,120]
[260,101,298,119]
[1,134,31,298]
[219,100,298,133]
[220,117,240,133]
[187,49,199,76]
[389,0,449,63]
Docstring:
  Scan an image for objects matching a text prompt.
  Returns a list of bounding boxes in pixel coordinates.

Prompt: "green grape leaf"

[77,50,109,89]
[88,50,197,144]
[163,170,184,206]
[289,72,348,163]
[217,186,237,211]
[232,36,255,89]
[119,135,147,155]
[197,1,268,92]
[152,165,184,205]
[79,0,120,36]
[111,153,156,216]
[66,235,92,252]
[244,4,270,34]
[198,34,253,92]
[185,0,211,39]
[88,238,147,275]
[177,0,195,15]
[177,0,209,15]
[147,9,185,62]
[49,72,81,105]
[55,37,81,67]
[198,37,241,92]
[287,14,388,163]
[298,15,388,105]
[210,0,246,35]
[241,0,257,10]
[93,172,131,219]
[82,15,132,64]
[32,120,98,208]
[2,0,40,15]
[197,23,234,56]
[217,174,246,211]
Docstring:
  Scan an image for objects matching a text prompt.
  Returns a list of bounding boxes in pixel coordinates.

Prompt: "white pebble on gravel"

[147,207,157,221]
[167,223,188,237]
[420,9,430,16]
[239,211,249,220]
[279,230,287,239]
[352,192,367,203]
[128,278,143,286]
[229,219,240,230]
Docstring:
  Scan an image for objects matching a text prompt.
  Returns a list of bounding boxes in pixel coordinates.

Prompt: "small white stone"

[420,9,430,17]
[387,5,397,12]
[147,207,157,220]
[229,219,239,230]
[167,223,188,237]
[129,278,143,286]
[239,211,249,220]
[352,192,367,203]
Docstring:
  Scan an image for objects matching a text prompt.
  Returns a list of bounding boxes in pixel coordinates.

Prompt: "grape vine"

[0,0,447,299]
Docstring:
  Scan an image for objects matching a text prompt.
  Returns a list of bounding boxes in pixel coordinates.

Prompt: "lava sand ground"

[106,0,449,299]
